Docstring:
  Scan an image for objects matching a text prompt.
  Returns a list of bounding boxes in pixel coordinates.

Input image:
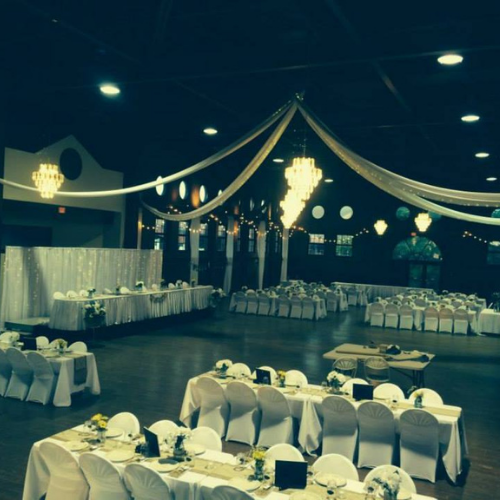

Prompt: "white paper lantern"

[340,206,353,220]
[312,206,325,219]
[155,176,164,196]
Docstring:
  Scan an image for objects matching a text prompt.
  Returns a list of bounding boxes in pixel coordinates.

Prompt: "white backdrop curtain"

[223,217,235,294]
[257,221,267,289]
[190,218,201,284]
[280,228,289,282]
[0,247,162,324]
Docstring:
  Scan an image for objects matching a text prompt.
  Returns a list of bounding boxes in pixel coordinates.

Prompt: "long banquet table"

[23,425,437,500]
[49,286,213,331]
[180,371,465,483]
[476,308,500,335]
[332,282,434,302]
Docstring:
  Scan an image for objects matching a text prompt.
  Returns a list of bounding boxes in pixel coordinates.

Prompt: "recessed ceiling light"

[273,158,284,163]
[324,178,334,183]
[203,127,218,135]
[461,114,480,123]
[475,152,490,158]
[99,84,120,95]
[437,54,463,65]
[486,177,497,182]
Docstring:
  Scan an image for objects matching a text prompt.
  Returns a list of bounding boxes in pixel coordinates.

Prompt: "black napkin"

[74,355,88,385]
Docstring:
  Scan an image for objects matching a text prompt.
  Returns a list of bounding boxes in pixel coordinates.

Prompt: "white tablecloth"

[477,308,500,334]
[333,282,433,301]
[49,286,213,331]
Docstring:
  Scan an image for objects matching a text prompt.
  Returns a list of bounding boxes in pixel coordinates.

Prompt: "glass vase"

[254,460,265,481]
[383,490,398,500]
[414,397,423,408]
[96,430,107,444]
[173,441,187,460]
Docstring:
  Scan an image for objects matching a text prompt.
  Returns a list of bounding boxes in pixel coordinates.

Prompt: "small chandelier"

[415,212,432,232]
[32,163,64,199]
[374,219,388,236]
[280,189,305,228]
[285,157,322,201]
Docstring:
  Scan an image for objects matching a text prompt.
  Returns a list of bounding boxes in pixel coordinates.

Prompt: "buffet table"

[49,286,213,331]
[332,282,433,302]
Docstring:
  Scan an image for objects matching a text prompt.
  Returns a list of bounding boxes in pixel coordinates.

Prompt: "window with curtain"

[336,234,354,257]
[199,223,209,252]
[248,227,256,252]
[274,231,282,254]
[308,233,325,255]
[154,219,165,250]
[155,219,165,234]
[178,222,188,251]
[154,237,163,250]
[487,241,500,265]
[216,225,226,252]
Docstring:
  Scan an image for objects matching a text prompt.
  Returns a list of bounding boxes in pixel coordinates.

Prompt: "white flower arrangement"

[326,370,347,388]
[366,468,401,496]
[7,331,20,343]
[53,338,68,350]
[175,280,183,288]
[87,287,96,294]
[135,281,144,289]
[210,288,226,307]
[84,300,106,320]
[215,359,233,373]
[168,428,192,449]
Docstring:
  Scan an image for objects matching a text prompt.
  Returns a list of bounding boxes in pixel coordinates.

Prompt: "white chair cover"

[399,409,440,483]
[453,309,469,335]
[424,307,439,332]
[364,357,390,384]
[195,377,229,436]
[301,297,315,320]
[108,412,141,436]
[0,349,12,396]
[226,363,251,378]
[357,401,395,468]
[257,295,271,316]
[277,297,291,318]
[321,396,358,460]
[69,341,88,353]
[252,366,277,383]
[148,420,178,441]
[347,287,358,307]
[246,294,259,315]
[384,304,399,328]
[53,291,65,300]
[265,443,304,468]
[211,485,254,500]
[257,386,294,447]
[342,378,369,397]
[36,336,50,348]
[365,465,416,493]
[312,454,359,480]
[26,351,56,405]
[234,292,248,314]
[79,453,131,500]
[0,331,19,343]
[289,296,302,319]
[5,347,33,400]
[333,357,357,378]
[326,292,338,313]
[225,381,260,445]
[124,463,173,500]
[408,388,443,406]
[399,305,414,330]
[373,383,405,401]
[191,426,223,451]
[285,370,308,388]
[414,298,428,306]
[369,303,384,327]
[104,288,113,294]
[39,441,89,500]
[66,290,78,298]
[439,308,454,333]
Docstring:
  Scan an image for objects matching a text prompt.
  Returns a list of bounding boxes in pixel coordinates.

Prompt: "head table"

[23,425,437,500]
[180,370,466,484]
[49,286,213,331]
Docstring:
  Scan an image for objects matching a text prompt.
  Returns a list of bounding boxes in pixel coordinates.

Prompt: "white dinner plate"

[106,449,135,462]
[290,492,322,500]
[149,460,178,473]
[63,440,89,452]
[105,427,124,438]
[378,489,412,500]
[184,443,206,455]
[228,477,261,492]
[314,472,347,488]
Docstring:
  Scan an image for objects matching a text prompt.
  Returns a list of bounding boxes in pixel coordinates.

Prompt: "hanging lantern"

[285,157,322,200]
[32,163,64,199]
[280,189,305,228]
[415,212,432,232]
[374,219,388,236]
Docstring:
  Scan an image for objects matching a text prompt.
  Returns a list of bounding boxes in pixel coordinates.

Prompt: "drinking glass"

[391,394,400,410]
[326,479,337,499]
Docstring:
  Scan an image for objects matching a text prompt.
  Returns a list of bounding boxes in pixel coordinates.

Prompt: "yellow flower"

[91,413,102,421]
[277,370,286,378]
[97,420,107,429]
[252,448,266,461]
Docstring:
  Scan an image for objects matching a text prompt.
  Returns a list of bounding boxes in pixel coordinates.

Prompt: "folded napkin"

[74,355,88,385]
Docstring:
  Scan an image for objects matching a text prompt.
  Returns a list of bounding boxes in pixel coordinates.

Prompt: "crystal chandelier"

[285,157,322,200]
[415,212,432,232]
[280,190,305,228]
[32,163,65,199]
[374,219,388,236]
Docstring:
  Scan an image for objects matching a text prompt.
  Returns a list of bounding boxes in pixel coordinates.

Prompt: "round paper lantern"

[492,208,500,218]
[396,206,410,220]
[155,176,164,196]
[429,212,442,221]
[199,185,207,203]
[340,206,353,220]
[179,181,187,200]
[312,205,325,219]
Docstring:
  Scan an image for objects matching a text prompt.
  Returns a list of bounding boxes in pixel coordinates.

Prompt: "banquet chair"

[451,300,463,308]
[107,412,141,436]
[36,336,50,348]
[252,366,277,383]
[365,465,416,494]
[333,357,357,378]
[212,485,254,500]
[338,291,349,312]
[438,308,454,333]
[0,331,18,343]
[227,363,252,378]
[168,283,175,289]
[423,307,439,332]
[257,386,294,447]
[246,294,259,315]
[408,388,443,406]
[384,304,399,329]
[285,370,308,388]
[401,298,412,305]
[326,291,338,313]
[357,401,396,468]
[342,378,369,397]
[79,289,89,297]
[69,341,88,353]
[301,297,316,320]
[124,463,173,500]
[399,305,414,330]
[246,289,256,295]
[373,383,405,401]
[364,357,390,385]
[149,420,178,441]
[312,454,359,480]
[26,351,56,405]
[79,452,131,500]
[66,290,78,298]
[5,348,33,400]
[53,291,65,300]
[289,296,303,319]
[104,288,113,294]
[265,444,304,467]
[225,381,260,445]
[399,409,440,482]
[347,287,358,307]
[453,309,469,335]
[277,296,291,318]
[321,396,358,460]
[234,292,248,314]
[369,303,384,327]
[414,298,427,307]
[257,294,272,316]
[0,350,12,396]
[39,441,90,500]
[191,426,223,451]
[119,286,131,294]
[195,377,229,437]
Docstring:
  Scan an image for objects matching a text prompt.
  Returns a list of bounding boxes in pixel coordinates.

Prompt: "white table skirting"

[333,282,433,302]
[49,286,213,331]
[477,308,500,334]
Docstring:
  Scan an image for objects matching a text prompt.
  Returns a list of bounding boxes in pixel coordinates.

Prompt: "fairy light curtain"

[280,228,290,282]
[223,217,235,294]
[257,221,267,289]
[190,218,201,284]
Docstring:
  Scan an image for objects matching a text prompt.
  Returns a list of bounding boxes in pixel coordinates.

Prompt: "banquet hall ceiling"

[3,0,500,195]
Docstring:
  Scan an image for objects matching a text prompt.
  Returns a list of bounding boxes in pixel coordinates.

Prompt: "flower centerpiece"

[135,281,144,292]
[413,390,424,408]
[209,288,226,308]
[87,287,96,299]
[492,292,500,312]
[169,428,192,460]
[241,286,248,292]
[214,359,233,378]
[365,468,402,500]
[115,283,121,294]
[251,447,266,481]
[191,279,196,288]
[6,331,20,345]
[175,279,183,289]
[326,370,347,394]
[160,279,167,290]
[84,300,106,328]
[90,413,109,443]
[53,338,67,354]
[277,370,286,388]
